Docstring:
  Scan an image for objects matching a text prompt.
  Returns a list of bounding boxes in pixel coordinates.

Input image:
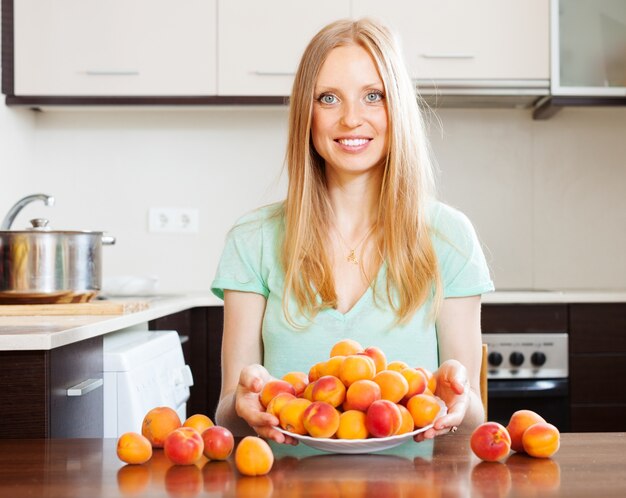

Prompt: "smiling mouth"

[335,138,371,147]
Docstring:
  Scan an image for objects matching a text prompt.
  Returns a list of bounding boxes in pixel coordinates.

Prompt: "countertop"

[0,433,625,498]
[1,290,625,351]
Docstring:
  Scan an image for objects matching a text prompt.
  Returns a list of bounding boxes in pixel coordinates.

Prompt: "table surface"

[0,433,625,497]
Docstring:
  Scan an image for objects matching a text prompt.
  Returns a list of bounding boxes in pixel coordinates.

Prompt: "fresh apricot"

[279,398,312,435]
[142,406,182,448]
[386,360,410,372]
[415,367,437,393]
[312,375,346,407]
[339,354,376,387]
[266,392,296,418]
[400,368,428,401]
[396,404,415,435]
[330,339,363,357]
[344,379,381,412]
[522,422,560,458]
[506,409,546,453]
[235,436,274,476]
[116,432,153,464]
[301,381,316,401]
[373,370,409,403]
[336,410,369,439]
[318,356,345,377]
[202,426,235,461]
[359,346,387,373]
[302,401,341,438]
[183,414,214,434]
[308,361,325,383]
[163,427,205,465]
[406,394,441,428]
[365,399,402,437]
[470,422,512,462]
[282,371,309,396]
[259,380,296,409]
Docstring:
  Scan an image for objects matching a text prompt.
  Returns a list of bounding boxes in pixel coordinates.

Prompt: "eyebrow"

[314,83,384,93]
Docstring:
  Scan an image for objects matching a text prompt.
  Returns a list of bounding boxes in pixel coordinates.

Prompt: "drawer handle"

[420,53,475,59]
[84,70,140,76]
[67,378,103,397]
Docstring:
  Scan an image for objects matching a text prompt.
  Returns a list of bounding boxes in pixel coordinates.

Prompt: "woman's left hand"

[413,359,469,442]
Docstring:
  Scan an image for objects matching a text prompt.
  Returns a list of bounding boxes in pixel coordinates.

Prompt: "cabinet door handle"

[252,71,295,76]
[83,70,140,76]
[67,378,103,397]
[420,53,476,59]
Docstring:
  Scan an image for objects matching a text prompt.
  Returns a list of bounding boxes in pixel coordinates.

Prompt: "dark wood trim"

[5,95,289,108]
[569,303,626,354]
[533,95,626,119]
[1,0,14,95]
[481,304,568,334]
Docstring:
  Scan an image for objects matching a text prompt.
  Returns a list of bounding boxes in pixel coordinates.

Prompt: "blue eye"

[317,93,338,105]
[365,91,383,103]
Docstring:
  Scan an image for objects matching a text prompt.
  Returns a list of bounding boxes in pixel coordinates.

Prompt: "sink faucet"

[1,194,55,230]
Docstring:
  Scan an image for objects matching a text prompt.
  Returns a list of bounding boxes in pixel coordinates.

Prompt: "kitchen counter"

[483,290,626,304]
[0,433,624,497]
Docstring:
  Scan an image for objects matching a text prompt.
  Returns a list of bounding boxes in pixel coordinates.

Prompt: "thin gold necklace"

[334,224,376,265]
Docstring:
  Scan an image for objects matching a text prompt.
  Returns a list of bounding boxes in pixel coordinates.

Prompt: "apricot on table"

[183,414,214,434]
[163,427,205,465]
[522,422,560,458]
[116,432,153,464]
[506,409,546,453]
[202,426,235,461]
[470,422,512,462]
[142,406,182,448]
[235,436,274,476]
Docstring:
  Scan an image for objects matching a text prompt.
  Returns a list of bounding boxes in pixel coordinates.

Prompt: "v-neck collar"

[324,264,386,322]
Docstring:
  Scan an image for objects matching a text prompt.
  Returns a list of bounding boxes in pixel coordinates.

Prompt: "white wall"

[1,104,625,293]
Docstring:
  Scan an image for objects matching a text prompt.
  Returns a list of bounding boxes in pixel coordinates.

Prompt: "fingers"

[239,366,264,393]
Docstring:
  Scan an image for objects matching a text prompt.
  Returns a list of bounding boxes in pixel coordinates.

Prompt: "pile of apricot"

[263,339,443,440]
[470,409,561,462]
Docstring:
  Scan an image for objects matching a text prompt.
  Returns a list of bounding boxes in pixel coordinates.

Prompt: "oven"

[482,333,570,432]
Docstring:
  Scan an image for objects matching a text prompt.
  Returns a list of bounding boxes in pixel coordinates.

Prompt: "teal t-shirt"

[211,201,494,378]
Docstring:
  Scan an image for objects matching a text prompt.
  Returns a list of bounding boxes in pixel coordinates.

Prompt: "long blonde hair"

[282,18,441,326]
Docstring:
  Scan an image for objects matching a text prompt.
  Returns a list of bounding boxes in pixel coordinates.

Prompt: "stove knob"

[509,352,524,367]
[488,352,503,367]
[531,352,547,367]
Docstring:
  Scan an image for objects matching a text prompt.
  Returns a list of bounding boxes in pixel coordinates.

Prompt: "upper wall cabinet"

[217,0,350,96]
[12,0,216,96]
[352,0,550,83]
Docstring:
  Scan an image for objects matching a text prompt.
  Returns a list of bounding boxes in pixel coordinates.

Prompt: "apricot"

[301,381,316,401]
[302,401,341,438]
[415,367,437,393]
[279,397,312,434]
[470,422,512,462]
[265,392,296,418]
[506,409,546,453]
[373,370,409,404]
[183,414,214,434]
[386,360,410,372]
[164,427,205,465]
[235,436,274,476]
[311,375,346,407]
[259,380,296,408]
[396,404,415,435]
[344,379,381,412]
[282,371,309,396]
[406,394,441,428]
[522,422,560,458]
[336,410,369,439]
[142,406,182,448]
[116,432,153,465]
[365,399,402,437]
[202,426,235,460]
[318,356,345,378]
[339,354,376,387]
[330,338,363,357]
[400,368,428,401]
[359,346,387,373]
[308,361,325,382]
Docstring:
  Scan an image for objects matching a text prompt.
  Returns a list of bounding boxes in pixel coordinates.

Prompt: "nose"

[340,100,363,128]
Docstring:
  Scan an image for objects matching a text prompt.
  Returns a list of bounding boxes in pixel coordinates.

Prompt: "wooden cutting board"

[0,300,150,316]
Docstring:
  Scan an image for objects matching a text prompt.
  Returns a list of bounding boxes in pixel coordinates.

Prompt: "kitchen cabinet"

[352,0,549,82]
[0,336,103,438]
[12,0,216,96]
[217,0,350,96]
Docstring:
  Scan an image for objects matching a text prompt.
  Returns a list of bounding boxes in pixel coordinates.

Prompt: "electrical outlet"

[148,207,199,233]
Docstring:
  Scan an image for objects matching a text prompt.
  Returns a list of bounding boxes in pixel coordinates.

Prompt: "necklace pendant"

[346,250,359,265]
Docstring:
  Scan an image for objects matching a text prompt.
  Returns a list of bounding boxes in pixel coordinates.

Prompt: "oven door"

[488,378,570,432]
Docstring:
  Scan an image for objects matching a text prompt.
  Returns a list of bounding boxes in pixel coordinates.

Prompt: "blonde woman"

[212,18,493,444]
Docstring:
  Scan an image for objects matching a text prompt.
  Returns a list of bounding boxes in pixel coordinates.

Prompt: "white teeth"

[338,138,369,147]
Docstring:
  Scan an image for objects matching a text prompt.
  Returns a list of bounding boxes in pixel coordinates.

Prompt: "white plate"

[275,399,447,454]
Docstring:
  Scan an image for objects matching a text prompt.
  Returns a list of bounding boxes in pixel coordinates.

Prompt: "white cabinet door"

[218,0,350,96]
[352,0,549,82]
[14,0,216,96]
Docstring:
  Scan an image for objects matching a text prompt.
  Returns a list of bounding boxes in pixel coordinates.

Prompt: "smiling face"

[311,44,389,178]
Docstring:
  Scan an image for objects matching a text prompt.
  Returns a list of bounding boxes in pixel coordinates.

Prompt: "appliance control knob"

[509,352,524,367]
[531,352,547,367]
[488,352,503,367]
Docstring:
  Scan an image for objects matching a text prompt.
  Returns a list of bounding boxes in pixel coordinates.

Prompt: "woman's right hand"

[234,364,298,445]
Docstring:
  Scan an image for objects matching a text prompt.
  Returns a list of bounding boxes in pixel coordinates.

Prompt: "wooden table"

[0,433,625,497]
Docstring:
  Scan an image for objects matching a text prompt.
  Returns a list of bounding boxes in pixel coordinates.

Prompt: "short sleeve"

[211,216,269,300]
[430,203,494,298]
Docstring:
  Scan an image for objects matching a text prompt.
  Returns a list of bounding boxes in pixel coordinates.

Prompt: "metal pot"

[0,217,115,305]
